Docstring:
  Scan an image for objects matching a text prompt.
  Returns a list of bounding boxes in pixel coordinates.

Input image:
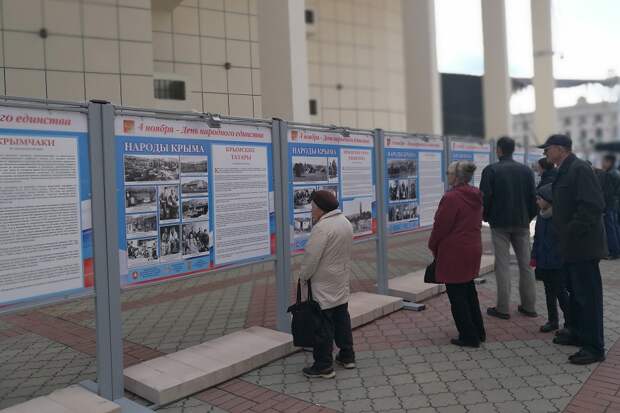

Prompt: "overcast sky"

[434,0,620,112]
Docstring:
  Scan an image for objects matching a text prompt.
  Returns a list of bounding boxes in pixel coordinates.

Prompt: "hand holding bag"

[287,279,322,347]
[424,260,440,284]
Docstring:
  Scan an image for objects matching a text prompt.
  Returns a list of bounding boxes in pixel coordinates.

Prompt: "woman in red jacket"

[429,161,486,347]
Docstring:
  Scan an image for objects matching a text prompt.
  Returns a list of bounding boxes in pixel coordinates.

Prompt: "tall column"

[402,0,442,135]
[481,0,512,139]
[257,0,309,122]
[531,0,556,145]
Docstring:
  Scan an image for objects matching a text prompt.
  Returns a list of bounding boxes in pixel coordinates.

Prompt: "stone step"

[0,385,120,413]
[388,254,495,302]
[124,291,403,405]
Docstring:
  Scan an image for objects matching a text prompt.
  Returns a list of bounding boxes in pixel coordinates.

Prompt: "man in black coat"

[600,154,620,258]
[541,134,607,365]
[480,136,538,320]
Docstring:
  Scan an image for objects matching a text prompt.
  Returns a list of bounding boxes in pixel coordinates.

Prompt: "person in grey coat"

[299,190,355,378]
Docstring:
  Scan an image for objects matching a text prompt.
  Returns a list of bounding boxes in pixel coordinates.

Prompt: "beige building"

[0,0,555,136]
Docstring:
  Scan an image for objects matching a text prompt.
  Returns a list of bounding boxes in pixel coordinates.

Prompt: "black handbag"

[287,279,322,347]
[424,260,440,284]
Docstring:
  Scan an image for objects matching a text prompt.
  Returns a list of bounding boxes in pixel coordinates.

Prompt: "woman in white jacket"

[299,190,355,379]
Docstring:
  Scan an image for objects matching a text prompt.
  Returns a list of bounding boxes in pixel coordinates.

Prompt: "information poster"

[0,108,92,306]
[450,141,492,187]
[116,117,274,286]
[288,129,376,251]
[514,148,526,165]
[384,134,445,233]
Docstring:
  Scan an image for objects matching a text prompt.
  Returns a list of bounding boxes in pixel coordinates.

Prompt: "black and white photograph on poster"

[125,186,157,213]
[343,198,373,235]
[125,213,158,239]
[387,159,417,179]
[293,186,316,212]
[319,184,338,200]
[182,198,209,221]
[389,179,417,202]
[294,213,313,236]
[182,221,211,258]
[388,203,419,222]
[292,156,328,183]
[159,185,180,222]
[328,157,339,182]
[124,154,179,183]
[180,155,208,175]
[127,238,158,268]
[181,176,209,197]
[159,224,181,259]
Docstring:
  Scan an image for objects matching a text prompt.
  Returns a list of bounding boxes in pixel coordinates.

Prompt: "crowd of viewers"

[297,133,608,379]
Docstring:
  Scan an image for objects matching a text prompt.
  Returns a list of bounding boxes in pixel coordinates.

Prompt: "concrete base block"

[123,326,294,405]
[348,292,403,329]
[0,385,121,413]
[387,254,495,303]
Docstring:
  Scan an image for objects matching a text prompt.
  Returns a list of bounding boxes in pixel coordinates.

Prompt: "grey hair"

[448,161,476,184]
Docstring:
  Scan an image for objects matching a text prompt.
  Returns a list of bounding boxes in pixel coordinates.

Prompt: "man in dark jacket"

[480,136,538,320]
[541,134,606,365]
[600,155,620,258]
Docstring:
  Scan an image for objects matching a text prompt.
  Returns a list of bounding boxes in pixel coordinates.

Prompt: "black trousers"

[564,260,605,357]
[313,303,355,370]
[445,281,486,344]
[537,268,570,327]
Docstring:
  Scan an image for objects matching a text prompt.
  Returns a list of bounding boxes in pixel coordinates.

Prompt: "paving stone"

[523,398,557,413]
[494,400,528,412]
[340,386,368,401]
[456,390,486,405]
[428,392,458,407]
[393,383,422,397]
[510,386,541,401]
[483,389,514,403]
[368,385,395,399]
[437,405,468,413]
[313,389,340,403]
[372,396,402,411]
[343,398,373,412]
[465,402,498,413]
[401,395,430,409]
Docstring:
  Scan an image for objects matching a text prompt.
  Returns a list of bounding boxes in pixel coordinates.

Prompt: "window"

[595,114,603,123]
[580,130,587,140]
[579,115,587,125]
[564,117,571,126]
[596,128,603,139]
[309,99,318,115]
[154,79,186,100]
[523,122,529,131]
[305,9,315,24]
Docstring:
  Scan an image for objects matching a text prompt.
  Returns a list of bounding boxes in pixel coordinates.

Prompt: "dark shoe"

[302,366,335,379]
[569,350,605,365]
[335,355,356,369]
[556,328,570,336]
[517,305,538,318]
[553,334,580,347]
[540,322,559,333]
[450,338,480,348]
[487,307,510,320]
[480,333,486,343]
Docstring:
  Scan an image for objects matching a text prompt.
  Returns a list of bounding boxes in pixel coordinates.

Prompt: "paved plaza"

[2,229,620,412]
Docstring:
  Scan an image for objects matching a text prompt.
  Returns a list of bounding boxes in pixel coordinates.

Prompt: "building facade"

[513,97,620,152]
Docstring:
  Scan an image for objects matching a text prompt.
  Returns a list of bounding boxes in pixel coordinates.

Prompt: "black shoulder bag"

[287,279,322,347]
[424,260,439,284]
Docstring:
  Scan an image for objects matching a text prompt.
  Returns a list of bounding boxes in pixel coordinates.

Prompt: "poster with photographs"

[343,197,373,236]
[182,198,209,221]
[388,179,417,202]
[294,213,313,238]
[180,155,208,175]
[327,157,339,182]
[388,203,419,223]
[159,224,181,261]
[124,154,179,184]
[127,238,158,268]
[387,159,417,179]
[159,185,180,222]
[181,176,209,197]
[182,221,211,258]
[292,156,328,183]
[319,184,338,200]
[125,213,157,239]
[125,186,157,213]
[293,186,316,212]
